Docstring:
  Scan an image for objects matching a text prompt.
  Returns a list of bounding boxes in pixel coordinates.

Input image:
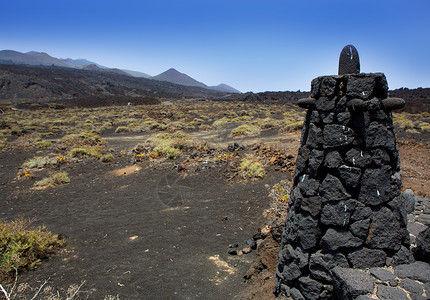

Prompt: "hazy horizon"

[1,0,429,93]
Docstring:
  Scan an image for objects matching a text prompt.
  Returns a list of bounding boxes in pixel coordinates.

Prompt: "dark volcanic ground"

[0,145,285,299]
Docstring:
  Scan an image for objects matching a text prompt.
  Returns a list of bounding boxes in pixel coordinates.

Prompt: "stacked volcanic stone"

[274,47,415,299]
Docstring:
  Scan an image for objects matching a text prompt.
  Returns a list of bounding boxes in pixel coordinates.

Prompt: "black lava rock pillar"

[274,45,412,299]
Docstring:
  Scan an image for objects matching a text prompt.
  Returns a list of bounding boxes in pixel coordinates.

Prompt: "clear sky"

[1,0,429,93]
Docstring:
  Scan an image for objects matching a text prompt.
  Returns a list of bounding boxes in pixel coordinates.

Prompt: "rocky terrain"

[0,99,428,299]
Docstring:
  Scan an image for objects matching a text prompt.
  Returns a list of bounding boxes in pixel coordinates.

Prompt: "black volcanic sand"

[0,143,286,299]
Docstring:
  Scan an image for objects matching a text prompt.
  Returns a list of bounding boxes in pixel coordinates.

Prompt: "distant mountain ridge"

[0,50,70,67]
[0,49,240,93]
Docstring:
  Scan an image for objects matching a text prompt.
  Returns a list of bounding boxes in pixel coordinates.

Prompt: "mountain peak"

[152,68,207,88]
[209,83,241,94]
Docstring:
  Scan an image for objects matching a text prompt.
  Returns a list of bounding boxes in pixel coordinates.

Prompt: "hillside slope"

[0,64,226,106]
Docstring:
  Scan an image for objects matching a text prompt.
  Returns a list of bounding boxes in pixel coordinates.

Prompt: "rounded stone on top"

[339,45,360,75]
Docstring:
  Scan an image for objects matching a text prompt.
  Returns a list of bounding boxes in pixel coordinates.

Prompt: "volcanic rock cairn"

[274,45,412,299]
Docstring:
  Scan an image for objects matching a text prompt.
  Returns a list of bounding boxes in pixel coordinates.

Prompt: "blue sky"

[1,0,429,92]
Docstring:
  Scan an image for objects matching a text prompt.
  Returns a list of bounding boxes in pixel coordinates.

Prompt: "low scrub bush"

[22,156,60,169]
[0,217,64,278]
[252,117,279,129]
[34,172,70,188]
[212,117,231,128]
[136,131,194,159]
[153,145,181,159]
[70,146,103,158]
[418,122,430,132]
[142,120,168,131]
[280,120,304,133]
[240,157,265,178]
[393,113,415,129]
[60,131,105,147]
[115,126,130,134]
[231,124,260,137]
[265,180,291,219]
[35,140,52,148]
[100,153,114,162]
[0,134,7,148]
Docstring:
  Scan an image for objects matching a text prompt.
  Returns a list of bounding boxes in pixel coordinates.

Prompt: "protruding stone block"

[297,97,316,109]
[347,98,367,111]
[382,97,406,110]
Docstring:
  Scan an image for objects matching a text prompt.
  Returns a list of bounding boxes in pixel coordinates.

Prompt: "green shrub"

[153,145,181,159]
[142,120,167,130]
[61,132,105,146]
[35,140,52,148]
[100,153,114,162]
[22,156,59,169]
[115,126,130,134]
[231,124,261,137]
[212,117,231,128]
[0,217,64,278]
[231,116,252,122]
[252,117,278,129]
[34,172,70,188]
[393,113,415,129]
[139,131,194,159]
[418,122,430,132]
[280,120,304,133]
[70,146,103,158]
[240,158,265,178]
[406,128,419,134]
[0,134,7,148]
